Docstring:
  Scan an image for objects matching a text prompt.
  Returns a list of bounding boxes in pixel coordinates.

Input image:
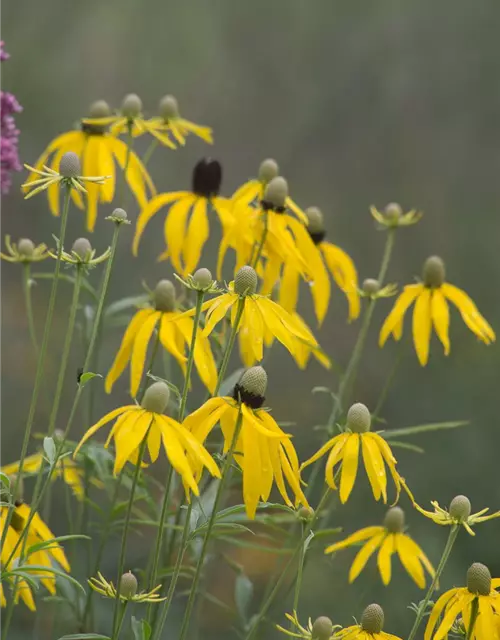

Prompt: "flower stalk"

[214,297,245,395]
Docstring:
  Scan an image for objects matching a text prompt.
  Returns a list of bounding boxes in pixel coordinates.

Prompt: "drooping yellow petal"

[165,416,220,479]
[349,533,385,583]
[369,433,401,503]
[232,180,261,206]
[105,309,156,393]
[240,405,285,439]
[442,283,496,344]
[238,297,264,366]
[183,198,209,276]
[16,504,70,571]
[267,439,292,507]
[324,433,350,489]
[164,195,197,273]
[379,284,423,346]
[113,412,152,475]
[361,434,388,502]
[431,289,450,355]
[412,287,432,365]
[300,434,346,471]
[433,592,474,640]
[2,453,43,476]
[132,191,188,255]
[377,534,395,584]
[82,136,101,231]
[279,446,309,508]
[175,317,217,393]
[241,421,262,519]
[97,138,115,203]
[395,533,426,588]
[182,397,227,440]
[130,311,160,397]
[147,421,162,463]
[203,293,237,336]
[325,526,384,554]
[339,434,360,503]
[320,241,359,321]
[158,314,188,367]
[74,406,137,456]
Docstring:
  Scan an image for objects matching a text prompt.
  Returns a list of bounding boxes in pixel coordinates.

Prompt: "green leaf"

[43,437,56,464]
[27,534,90,556]
[57,635,111,640]
[0,472,10,489]
[381,420,469,439]
[131,617,152,640]
[78,372,103,388]
[18,565,86,593]
[234,573,253,622]
[218,367,245,397]
[104,294,150,319]
[388,440,425,454]
[32,272,98,299]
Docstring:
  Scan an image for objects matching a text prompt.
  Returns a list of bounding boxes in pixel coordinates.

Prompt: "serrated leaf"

[382,420,469,439]
[78,372,103,388]
[234,573,253,622]
[131,616,151,640]
[43,437,56,464]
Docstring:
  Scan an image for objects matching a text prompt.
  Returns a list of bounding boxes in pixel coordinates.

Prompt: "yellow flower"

[88,570,167,603]
[379,256,495,366]
[141,94,213,147]
[335,604,402,640]
[74,381,220,493]
[105,279,217,398]
[325,507,434,588]
[183,366,309,519]
[133,158,232,276]
[187,265,322,369]
[1,236,50,263]
[413,494,500,536]
[301,403,404,504]
[25,100,155,231]
[370,202,422,229]
[277,612,339,639]
[425,563,500,640]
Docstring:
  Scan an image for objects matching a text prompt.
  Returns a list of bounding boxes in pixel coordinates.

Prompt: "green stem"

[111,433,149,638]
[142,139,159,167]
[1,185,71,550]
[177,410,244,640]
[244,488,331,640]
[179,291,204,419]
[113,601,129,640]
[407,525,460,640]
[213,298,245,396]
[22,263,39,355]
[290,523,307,622]
[251,211,268,269]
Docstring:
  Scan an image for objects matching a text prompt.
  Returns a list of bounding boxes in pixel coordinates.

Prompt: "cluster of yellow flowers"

[1,91,499,640]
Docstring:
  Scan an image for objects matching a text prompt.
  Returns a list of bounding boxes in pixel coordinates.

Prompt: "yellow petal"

[279,263,300,315]
[379,284,423,346]
[113,412,152,475]
[300,434,344,471]
[395,533,426,588]
[348,533,385,582]
[324,434,350,489]
[325,526,384,554]
[2,453,43,476]
[164,195,197,273]
[82,137,100,231]
[339,434,360,503]
[377,534,395,584]
[442,283,496,343]
[257,437,274,503]
[147,421,162,462]
[434,592,473,640]
[159,314,188,366]
[74,406,136,457]
[238,297,264,366]
[97,138,115,202]
[133,192,188,256]
[183,198,209,276]
[431,289,450,355]
[412,287,432,366]
[241,421,262,519]
[176,317,217,393]
[232,180,261,206]
[361,435,386,502]
[203,294,237,336]
[320,241,359,321]
[182,397,227,441]
[130,312,160,397]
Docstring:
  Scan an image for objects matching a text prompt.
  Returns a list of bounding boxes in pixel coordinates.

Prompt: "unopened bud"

[154,280,176,312]
[18,239,35,257]
[141,381,170,414]
[346,403,371,433]
[193,268,212,289]
[72,237,92,260]
[305,207,325,234]
[258,158,279,184]
[234,266,257,296]
[297,506,314,521]
[59,152,81,178]
[384,507,405,533]
[449,495,471,522]
[361,604,384,634]
[121,93,142,118]
[119,571,138,598]
[89,100,111,118]
[159,95,179,120]
[384,203,402,221]
[423,256,445,288]
[263,176,288,209]
[362,278,380,295]
[111,208,128,221]
[467,563,491,596]
[311,616,333,640]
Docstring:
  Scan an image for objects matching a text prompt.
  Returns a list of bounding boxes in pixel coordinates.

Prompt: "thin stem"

[290,523,307,622]
[213,298,245,396]
[466,598,479,640]
[22,263,39,355]
[179,291,205,419]
[142,138,159,167]
[177,410,244,640]
[113,601,129,640]
[407,525,460,640]
[251,211,268,269]
[1,185,71,550]
[111,433,149,637]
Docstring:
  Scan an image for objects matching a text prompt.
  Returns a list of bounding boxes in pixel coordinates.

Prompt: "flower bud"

[423,256,445,288]
[362,278,380,296]
[361,604,384,634]
[467,563,491,596]
[234,265,257,296]
[59,152,81,178]
[154,280,176,312]
[72,237,92,260]
[193,268,212,289]
[384,202,402,221]
[18,238,35,257]
[384,507,405,533]
[121,93,142,118]
[258,158,279,184]
[346,403,371,433]
[263,176,288,209]
[449,495,471,522]
[111,208,128,221]
[311,616,333,640]
[159,95,179,120]
[89,100,111,118]
[306,207,325,234]
[119,571,138,598]
[239,366,268,398]
[297,505,315,521]
[141,381,170,414]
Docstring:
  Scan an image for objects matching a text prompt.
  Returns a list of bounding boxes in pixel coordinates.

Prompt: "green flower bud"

[154,279,176,312]
[423,256,445,288]
[72,237,92,260]
[449,495,471,522]
[239,366,268,398]
[89,100,111,118]
[234,265,257,296]
[141,381,170,414]
[362,278,380,295]
[384,507,405,533]
[112,208,127,221]
[258,158,279,184]
[59,152,81,178]
[297,505,315,522]
[121,93,142,118]
[467,563,491,596]
[384,202,402,221]
[119,571,138,598]
[263,176,288,209]
[311,616,333,640]
[346,403,371,433]
[306,206,325,234]
[18,238,35,257]
[193,268,213,289]
[159,95,179,120]
[361,604,384,634]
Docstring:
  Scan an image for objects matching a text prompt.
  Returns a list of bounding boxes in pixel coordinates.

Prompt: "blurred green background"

[2,1,500,638]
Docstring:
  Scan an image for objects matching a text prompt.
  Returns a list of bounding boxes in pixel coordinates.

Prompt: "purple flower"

[1,41,22,194]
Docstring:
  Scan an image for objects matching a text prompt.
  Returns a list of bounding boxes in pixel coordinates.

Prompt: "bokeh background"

[2,1,500,638]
